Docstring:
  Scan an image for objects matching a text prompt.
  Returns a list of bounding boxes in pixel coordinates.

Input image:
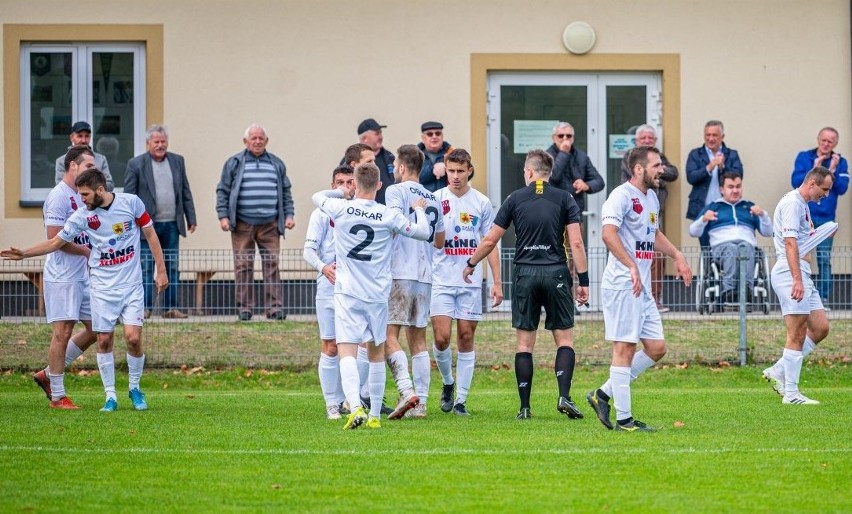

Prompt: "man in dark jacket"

[124,124,197,319]
[418,121,453,192]
[355,118,395,204]
[545,122,604,214]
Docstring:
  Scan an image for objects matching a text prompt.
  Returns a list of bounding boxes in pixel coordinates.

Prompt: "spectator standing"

[216,124,295,321]
[790,127,849,307]
[355,118,395,204]
[124,124,197,319]
[418,121,453,192]
[685,120,743,248]
[545,122,604,215]
[620,124,679,312]
[54,121,114,191]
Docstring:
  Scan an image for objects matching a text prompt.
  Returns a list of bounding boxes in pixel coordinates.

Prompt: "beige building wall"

[2,1,850,258]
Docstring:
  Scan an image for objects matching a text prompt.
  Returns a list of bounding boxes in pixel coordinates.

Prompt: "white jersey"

[312,191,430,303]
[303,208,336,299]
[432,186,495,288]
[43,181,90,283]
[385,181,444,283]
[773,189,815,274]
[58,193,151,290]
[600,182,660,291]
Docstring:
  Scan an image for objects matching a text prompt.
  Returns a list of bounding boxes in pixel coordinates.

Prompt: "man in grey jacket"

[124,124,197,319]
[54,121,114,191]
[216,124,295,321]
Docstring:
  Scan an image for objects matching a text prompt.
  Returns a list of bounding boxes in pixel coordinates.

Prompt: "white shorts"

[601,288,664,343]
[44,280,91,323]
[388,279,431,328]
[334,294,387,345]
[316,296,335,340]
[90,283,145,332]
[771,265,823,315]
[430,284,483,321]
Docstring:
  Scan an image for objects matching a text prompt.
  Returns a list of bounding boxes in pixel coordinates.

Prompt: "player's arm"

[141,224,169,293]
[46,226,89,257]
[602,224,642,296]
[462,224,506,284]
[1,235,69,260]
[654,230,692,286]
[485,247,503,307]
[566,222,590,305]
[403,199,431,241]
[311,188,346,212]
[784,236,804,301]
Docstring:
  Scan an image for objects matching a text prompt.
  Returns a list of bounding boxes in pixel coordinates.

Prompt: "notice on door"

[513,120,558,154]
[609,134,635,159]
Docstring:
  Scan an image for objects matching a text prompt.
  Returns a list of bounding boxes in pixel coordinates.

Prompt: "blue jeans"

[814,219,834,302]
[141,221,180,311]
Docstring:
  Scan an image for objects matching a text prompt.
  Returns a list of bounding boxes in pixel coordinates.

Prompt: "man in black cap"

[356,118,395,204]
[418,121,453,192]
[54,121,114,191]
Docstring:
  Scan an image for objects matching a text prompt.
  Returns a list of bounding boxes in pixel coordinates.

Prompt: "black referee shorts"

[511,264,575,331]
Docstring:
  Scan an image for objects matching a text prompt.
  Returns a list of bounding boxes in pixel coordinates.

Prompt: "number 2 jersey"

[385,181,444,284]
[58,193,152,290]
[600,181,660,291]
[431,186,495,288]
[312,191,430,303]
[43,181,90,283]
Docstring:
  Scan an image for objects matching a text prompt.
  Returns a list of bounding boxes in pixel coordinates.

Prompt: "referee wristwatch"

[465,258,476,269]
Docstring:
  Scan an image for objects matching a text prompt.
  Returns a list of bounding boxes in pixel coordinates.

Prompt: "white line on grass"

[1,445,850,457]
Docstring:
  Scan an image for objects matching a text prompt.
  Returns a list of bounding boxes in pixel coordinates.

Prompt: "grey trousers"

[711,241,755,295]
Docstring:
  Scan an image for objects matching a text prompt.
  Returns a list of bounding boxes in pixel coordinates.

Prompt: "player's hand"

[791,278,804,302]
[433,162,447,179]
[490,283,504,308]
[573,179,589,194]
[412,198,427,210]
[630,266,642,297]
[337,185,353,200]
[674,255,693,286]
[0,247,25,260]
[219,218,230,231]
[322,262,336,285]
[702,210,718,222]
[462,265,474,284]
[285,217,295,230]
[155,270,169,293]
[575,286,589,306]
[749,205,763,216]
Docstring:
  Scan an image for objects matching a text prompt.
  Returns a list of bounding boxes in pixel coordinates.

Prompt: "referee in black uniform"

[463,149,590,420]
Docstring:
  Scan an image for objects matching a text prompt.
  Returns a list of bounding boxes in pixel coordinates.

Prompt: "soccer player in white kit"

[587,147,692,432]
[303,164,355,419]
[762,167,835,405]
[3,169,168,412]
[431,149,503,416]
[384,144,446,419]
[312,163,431,430]
[31,146,99,408]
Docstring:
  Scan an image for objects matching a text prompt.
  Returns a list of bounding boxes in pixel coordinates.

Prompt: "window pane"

[91,52,134,188]
[29,52,72,189]
[605,85,647,195]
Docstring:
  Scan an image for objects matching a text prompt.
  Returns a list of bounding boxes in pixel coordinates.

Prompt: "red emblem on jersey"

[442,199,451,215]
[69,196,78,211]
[87,215,101,230]
[631,198,643,214]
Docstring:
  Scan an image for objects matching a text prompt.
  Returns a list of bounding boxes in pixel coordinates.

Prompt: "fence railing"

[1,246,849,369]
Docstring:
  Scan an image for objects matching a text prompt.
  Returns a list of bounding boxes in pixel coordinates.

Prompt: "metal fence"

[1,246,850,370]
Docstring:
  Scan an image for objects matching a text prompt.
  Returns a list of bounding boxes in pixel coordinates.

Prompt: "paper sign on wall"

[609,134,635,159]
[513,120,558,154]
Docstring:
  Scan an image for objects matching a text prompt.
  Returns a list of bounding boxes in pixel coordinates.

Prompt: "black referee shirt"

[494,180,582,266]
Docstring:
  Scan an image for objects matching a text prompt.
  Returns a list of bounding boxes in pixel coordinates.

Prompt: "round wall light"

[562,21,596,55]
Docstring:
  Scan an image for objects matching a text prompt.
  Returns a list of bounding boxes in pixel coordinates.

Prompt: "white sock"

[64,340,85,367]
[368,361,386,418]
[456,351,475,404]
[49,372,65,401]
[782,348,804,396]
[97,352,117,401]
[127,353,145,391]
[387,350,413,393]
[318,353,340,406]
[339,356,361,411]
[433,344,454,385]
[802,336,817,358]
[357,346,370,394]
[610,366,632,422]
[411,351,431,402]
[600,350,656,398]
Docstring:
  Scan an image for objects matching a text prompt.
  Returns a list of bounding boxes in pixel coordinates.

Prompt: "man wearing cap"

[418,121,453,192]
[54,121,114,191]
[356,118,395,204]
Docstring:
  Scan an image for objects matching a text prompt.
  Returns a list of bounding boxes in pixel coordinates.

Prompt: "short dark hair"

[525,149,553,176]
[75,168,107,190]
[332,164,354,181]
[396,144,424,173]
[355,163,380,192]
[63,145,94,173]
[626,146,660,176]
[344,143,372,166]
[719,171,742,186]
[445,148,474,179]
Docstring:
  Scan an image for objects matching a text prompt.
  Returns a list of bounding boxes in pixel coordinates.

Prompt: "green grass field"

[1,364,850,513]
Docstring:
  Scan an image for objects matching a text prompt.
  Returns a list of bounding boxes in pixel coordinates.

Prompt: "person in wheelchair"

[689,172,773,303]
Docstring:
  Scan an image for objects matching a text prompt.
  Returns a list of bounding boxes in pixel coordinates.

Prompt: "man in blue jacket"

[686,120,744,248]
[689,172,772,303]
[791,127,849,306]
